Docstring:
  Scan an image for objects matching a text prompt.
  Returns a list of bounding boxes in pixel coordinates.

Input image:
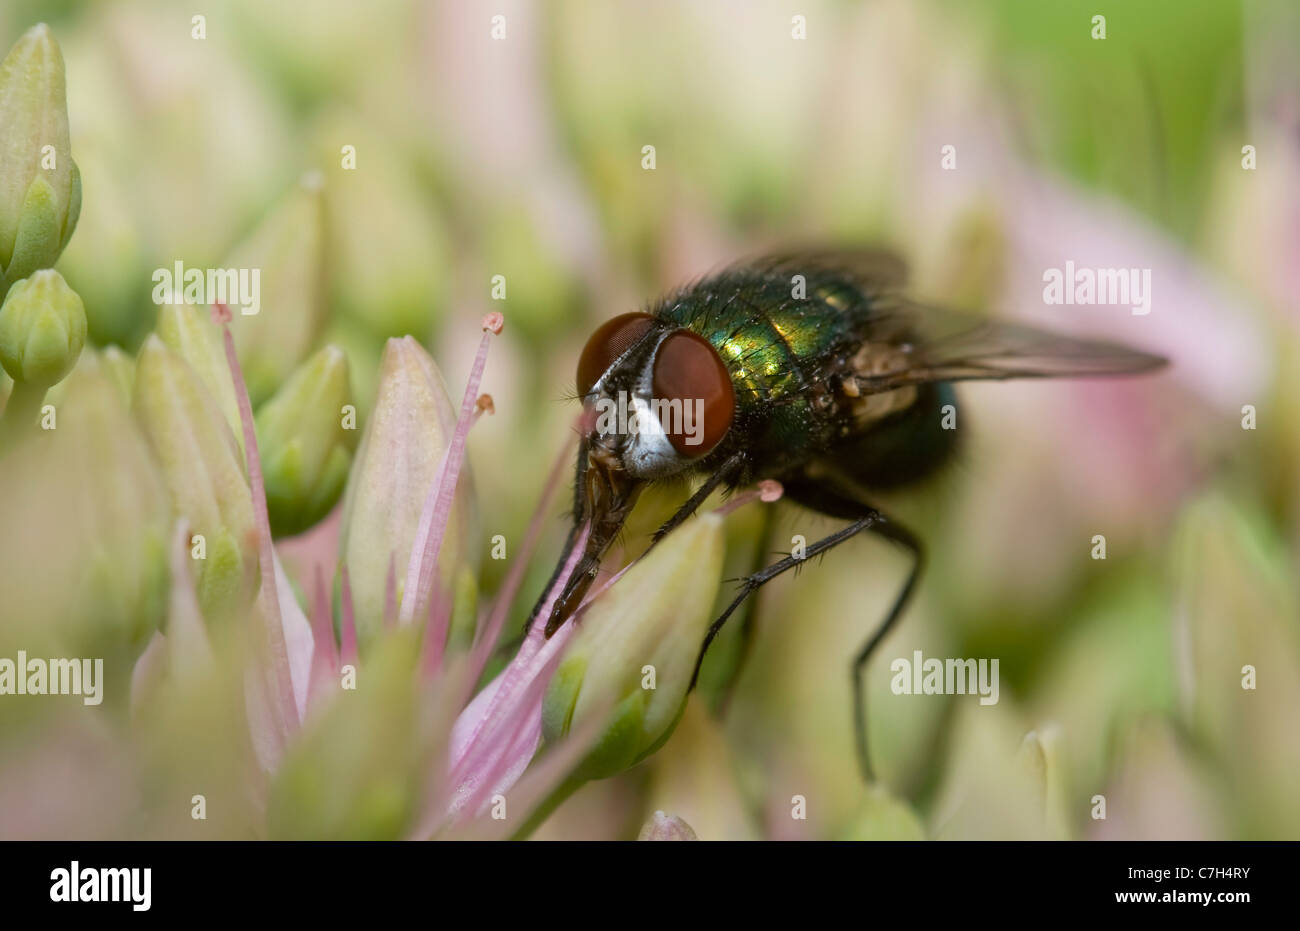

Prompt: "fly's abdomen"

[834,381,961,490]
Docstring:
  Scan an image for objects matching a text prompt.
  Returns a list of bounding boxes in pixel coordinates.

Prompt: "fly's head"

[577,312,736,483]
[541,313,737,635]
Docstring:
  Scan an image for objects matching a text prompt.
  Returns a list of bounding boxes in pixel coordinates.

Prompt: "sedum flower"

[337,336,477,644]
[0,268,85,389]
[132,334,258,621]
[542,512,726,782]
[225,173,328,406]
[255,344,353,537]
[246,312,595,838]
[4,296,709,839]
[0,25,81,294]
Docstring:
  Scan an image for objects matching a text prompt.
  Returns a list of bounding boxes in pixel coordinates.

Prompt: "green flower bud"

[542,513,726,781]
[55,138,150,348]
[132,335,257,621]
[255,344,352,537]
[226,173,327,405]
[0,350,169,692]
[0,268,85,388]
[320,312,382,415]
[155,301,244,457]
[0,24,81,293]
[337,336,477,644]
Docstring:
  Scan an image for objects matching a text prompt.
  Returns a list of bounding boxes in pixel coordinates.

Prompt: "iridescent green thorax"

[652,268,871,476]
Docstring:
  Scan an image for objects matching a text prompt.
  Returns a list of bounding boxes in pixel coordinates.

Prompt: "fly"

[528,249,1167,781]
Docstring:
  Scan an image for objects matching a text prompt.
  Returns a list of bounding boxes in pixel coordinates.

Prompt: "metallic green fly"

[529,249,1167,780]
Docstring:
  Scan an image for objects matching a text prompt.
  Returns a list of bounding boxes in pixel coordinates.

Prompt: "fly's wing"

[724,249,1166,392]
[850,295,1168,394]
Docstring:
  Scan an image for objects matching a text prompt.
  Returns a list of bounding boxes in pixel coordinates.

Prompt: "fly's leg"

[688,513,883,696]
[650,450,747,544]
[529,452,743,637]
[849,518,923,783]
[780,479,925,784]
[699,506,777,714]
[644,451,770,707]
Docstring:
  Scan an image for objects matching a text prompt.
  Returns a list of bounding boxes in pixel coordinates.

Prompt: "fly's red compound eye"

[651,330,735,457]
[576,312,656,398]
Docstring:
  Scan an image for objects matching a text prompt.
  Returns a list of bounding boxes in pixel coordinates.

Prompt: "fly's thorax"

[655,284,875,463]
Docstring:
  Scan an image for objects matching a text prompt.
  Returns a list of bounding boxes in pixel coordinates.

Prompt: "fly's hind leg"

[697,507,778,714]
[687,501,886,712]
[648,454,923,784]
[779,479,925,785]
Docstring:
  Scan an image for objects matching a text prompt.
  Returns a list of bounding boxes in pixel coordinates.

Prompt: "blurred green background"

[0,0,1296,840]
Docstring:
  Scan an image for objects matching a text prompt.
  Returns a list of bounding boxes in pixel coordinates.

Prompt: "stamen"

[399,316,503,625]
[307,564,337,711]
[450,522,591,768]
[339,565,359,668]
[212,302,298,735]
[423,582,453,680]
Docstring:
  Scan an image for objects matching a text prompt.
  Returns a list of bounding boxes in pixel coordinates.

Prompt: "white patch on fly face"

[622,394,682,478]
[587,328,688,480]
